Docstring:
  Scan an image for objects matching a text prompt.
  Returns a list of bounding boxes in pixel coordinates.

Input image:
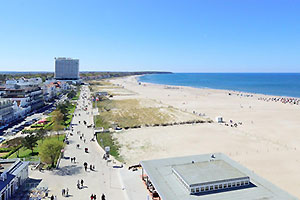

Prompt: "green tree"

[36,128,47,143]
[22,133,38,155]
[52,110,64,125]
[67,90,77,99]
[56,101,71,122]
[39,139,64,168]
[52,110,65,140]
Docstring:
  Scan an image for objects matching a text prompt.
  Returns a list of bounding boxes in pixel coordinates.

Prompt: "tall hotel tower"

[54,57,79,80]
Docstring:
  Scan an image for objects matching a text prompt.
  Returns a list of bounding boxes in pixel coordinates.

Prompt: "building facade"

[0,159,29,200]
[0,99,14,126]
[3,86,44,113]
[55,57,79,80]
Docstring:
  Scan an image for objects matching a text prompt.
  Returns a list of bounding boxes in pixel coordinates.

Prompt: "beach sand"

[108,75,300,198]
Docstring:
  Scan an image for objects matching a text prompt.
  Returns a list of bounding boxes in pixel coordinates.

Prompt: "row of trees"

[51,100,73,133]
[0,73,54,83]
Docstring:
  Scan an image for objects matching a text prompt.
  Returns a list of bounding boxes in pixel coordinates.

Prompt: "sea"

[138,73,300,98]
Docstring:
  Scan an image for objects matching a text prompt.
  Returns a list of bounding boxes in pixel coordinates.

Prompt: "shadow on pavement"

[12,178,43,200]
[53,165,83,176]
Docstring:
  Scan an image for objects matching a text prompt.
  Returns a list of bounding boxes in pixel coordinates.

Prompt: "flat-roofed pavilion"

[172,160,250,194]
[140,153,297,200]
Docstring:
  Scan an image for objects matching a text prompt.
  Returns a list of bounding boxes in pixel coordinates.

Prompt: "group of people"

[224,120,243,128]
[77,179,85,189]
[70,157,76,163]
[83,162,96,171]
[91,193,106,200]
[61,188,69,197]
[258,96,300,105]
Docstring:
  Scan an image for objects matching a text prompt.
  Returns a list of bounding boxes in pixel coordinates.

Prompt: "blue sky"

[0,0,299,72]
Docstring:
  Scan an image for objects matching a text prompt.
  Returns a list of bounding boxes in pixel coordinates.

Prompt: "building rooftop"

[172,160,248,186]
[55,57,79,61]
[0,162,14,174]
[140,153,297,200]
[0,158,29,192]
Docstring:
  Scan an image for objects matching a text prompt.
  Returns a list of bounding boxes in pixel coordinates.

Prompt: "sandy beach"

[107,75,300,198]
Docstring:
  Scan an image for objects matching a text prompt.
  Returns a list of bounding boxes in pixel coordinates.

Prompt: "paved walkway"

[29,85,127,200]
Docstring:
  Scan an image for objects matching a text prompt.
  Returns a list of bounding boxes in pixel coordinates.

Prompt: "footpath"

[29,85,127,200]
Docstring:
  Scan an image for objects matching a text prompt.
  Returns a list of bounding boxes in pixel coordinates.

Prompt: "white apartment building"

[54,57,79,80]
[0,99,14,126]
[5,77,42,89]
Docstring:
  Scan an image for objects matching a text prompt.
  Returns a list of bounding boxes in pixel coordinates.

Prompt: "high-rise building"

[54,57,79,80]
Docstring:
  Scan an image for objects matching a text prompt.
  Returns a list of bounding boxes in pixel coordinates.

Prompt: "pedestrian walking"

[54,195,57,200]
[71,157,73,163]
[84,162,88,171]
[66,188,69,197]
[90,164,93,171]
[73,157,76,163]
[93,194,97,199]
[84,139,86,143]
[93,165,95,170]
[81,179,84,187]
[51,195,54,200]
[62,189,65,196]
[101,194,105,200]
[91,194,94,200]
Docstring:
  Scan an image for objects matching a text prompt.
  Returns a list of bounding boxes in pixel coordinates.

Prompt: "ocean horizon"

[139,73,300,98]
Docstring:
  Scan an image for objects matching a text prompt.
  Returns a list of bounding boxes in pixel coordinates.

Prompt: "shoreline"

[137,74,300,99]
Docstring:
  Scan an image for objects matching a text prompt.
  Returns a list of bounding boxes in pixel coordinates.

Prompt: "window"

[245,181,249,185]
[228,183,231,187]
[237,182,240,186]
[210,186,213,190]
[219,184,223,189]
[224,184,227,188]
[191,188,195,193]
[196,188,199,193]
[241,181,244,186]
[205,186,209,191]
[214,185,219,190]
[232,182,236,187]
[201,187,204,192]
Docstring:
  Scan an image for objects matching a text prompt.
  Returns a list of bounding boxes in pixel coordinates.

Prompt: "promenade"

[29,85,127,200]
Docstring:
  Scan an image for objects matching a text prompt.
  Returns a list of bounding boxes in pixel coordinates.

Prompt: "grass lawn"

[97,133,123,162]
[64,103,76,127]
[8,134,65,160]
[94,99,171,128]
[94,115,111,129]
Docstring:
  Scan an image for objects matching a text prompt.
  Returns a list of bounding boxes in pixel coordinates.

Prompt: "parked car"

[24,121,31,126]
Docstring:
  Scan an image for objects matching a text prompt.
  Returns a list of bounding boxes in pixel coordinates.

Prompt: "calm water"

[139,73,300,98]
